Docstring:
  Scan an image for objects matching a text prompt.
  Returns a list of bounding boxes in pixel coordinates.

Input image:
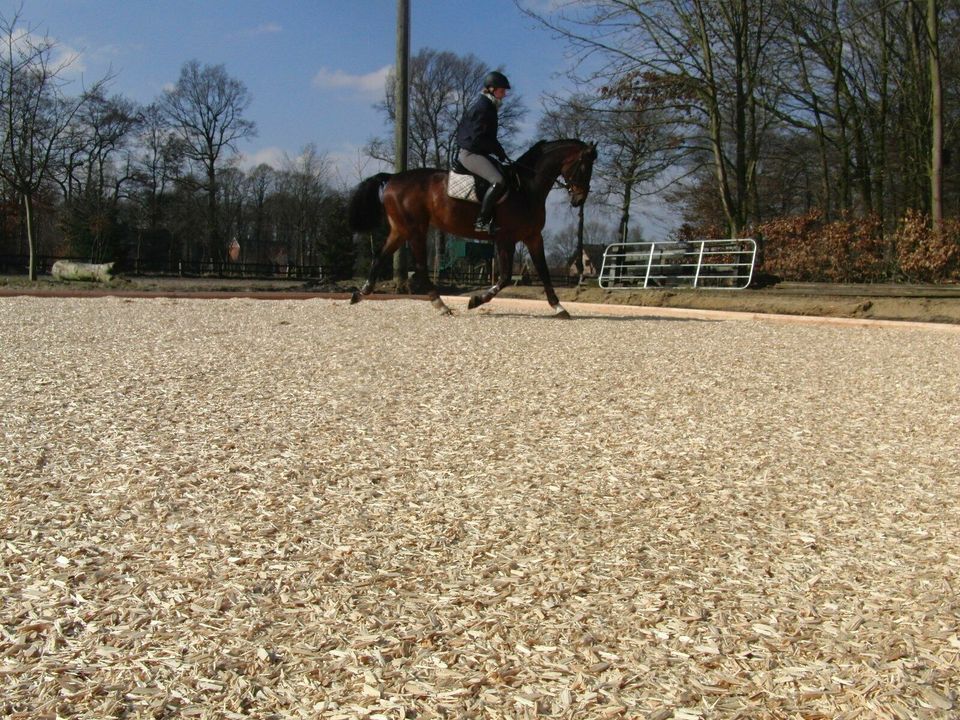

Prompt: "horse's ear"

[588,142,598,159]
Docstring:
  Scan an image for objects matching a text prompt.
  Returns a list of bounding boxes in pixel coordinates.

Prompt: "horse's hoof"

[467,295,483,310]
[350,291,362,304]
[553,307,571,319]
[431,297,454,316]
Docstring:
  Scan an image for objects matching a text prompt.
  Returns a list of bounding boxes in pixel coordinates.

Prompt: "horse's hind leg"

[468,239,514,309]
[351,234,402,304]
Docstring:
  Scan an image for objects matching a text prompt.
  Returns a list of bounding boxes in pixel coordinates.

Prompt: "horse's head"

[560,142,597,207]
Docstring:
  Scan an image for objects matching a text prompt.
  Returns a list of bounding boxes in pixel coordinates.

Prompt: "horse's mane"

[515,138,585,166]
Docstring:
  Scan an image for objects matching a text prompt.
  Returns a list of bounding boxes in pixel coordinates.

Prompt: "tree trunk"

[693,5,738,236]
[928,0,943,231]
[793,33,833,218]
[207,166,220,261]
[876,5,890,235]
[575,204,585,283]
[618,168,637,243]
[24,193,37,282]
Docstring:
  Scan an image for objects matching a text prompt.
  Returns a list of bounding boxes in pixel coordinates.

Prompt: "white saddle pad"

[446,171,481,203]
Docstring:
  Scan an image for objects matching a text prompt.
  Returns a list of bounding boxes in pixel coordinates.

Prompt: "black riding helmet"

[483,71,511,90]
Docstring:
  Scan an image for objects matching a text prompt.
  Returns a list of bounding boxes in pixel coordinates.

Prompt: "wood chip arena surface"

[2,296,959,719]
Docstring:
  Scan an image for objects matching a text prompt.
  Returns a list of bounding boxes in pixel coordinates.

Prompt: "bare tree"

[0,8,106,278]
[128,102,185,270]
[543,91,677,243]
[217,163,246,263]
[521,0,781,237]
[159,60,256,261]
[244,163,275,265]
[544,219,617,270]
[61,90,142,261]
[277,144,330,269]
[135,102,183,232]
[373,49,527,168]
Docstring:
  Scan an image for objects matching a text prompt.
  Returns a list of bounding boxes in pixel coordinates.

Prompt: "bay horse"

[347,138,597,317]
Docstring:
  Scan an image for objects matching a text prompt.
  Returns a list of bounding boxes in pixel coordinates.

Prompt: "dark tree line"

[0,9,355,281]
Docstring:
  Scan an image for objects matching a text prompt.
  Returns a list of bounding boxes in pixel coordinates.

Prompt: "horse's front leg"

[468,240,515,309]
[526,233,570,318]
[408,231,452,315]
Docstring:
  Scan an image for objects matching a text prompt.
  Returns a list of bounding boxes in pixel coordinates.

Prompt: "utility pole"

[393,0,410,290]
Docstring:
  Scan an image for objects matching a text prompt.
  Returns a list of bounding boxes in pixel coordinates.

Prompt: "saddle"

[446,157,513,204]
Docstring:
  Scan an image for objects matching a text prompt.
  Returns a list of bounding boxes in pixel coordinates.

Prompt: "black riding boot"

[475,183,506,235]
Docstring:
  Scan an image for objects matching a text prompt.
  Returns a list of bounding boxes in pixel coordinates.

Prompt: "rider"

[456,70,511,235]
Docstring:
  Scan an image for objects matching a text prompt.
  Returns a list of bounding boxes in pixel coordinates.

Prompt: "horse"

[347,138,597,318]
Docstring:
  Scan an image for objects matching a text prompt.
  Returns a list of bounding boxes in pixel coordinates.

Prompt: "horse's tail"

[348,172,393,233]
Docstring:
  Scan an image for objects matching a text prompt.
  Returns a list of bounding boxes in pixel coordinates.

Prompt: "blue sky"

[15,2,576,175]
[11,0,677,235]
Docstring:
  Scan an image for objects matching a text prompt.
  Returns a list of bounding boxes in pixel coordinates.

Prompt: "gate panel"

[599,239,757,290]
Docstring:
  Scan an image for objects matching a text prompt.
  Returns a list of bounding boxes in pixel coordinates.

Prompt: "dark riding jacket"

[456,93,507,160]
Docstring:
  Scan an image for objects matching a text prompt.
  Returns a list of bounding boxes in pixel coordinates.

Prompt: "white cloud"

[54,44,84,73]
[11,27,86,77]
[312,65,391,96]
[515,0,568,13]
[233,22,282,39]
[236,146,286,170]
[250,22,282,36]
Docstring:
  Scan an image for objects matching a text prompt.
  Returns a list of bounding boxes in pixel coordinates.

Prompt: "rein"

[509,140,594,199]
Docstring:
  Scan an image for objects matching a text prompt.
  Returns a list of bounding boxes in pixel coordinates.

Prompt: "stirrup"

[474,218,497,235]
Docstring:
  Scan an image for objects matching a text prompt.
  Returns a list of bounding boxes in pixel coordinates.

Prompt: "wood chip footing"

[2,297,958,719]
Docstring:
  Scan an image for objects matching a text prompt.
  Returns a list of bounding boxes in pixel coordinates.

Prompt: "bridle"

[557,145,596,201]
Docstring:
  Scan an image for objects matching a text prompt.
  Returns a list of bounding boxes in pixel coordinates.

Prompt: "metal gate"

[599,239,757,290]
